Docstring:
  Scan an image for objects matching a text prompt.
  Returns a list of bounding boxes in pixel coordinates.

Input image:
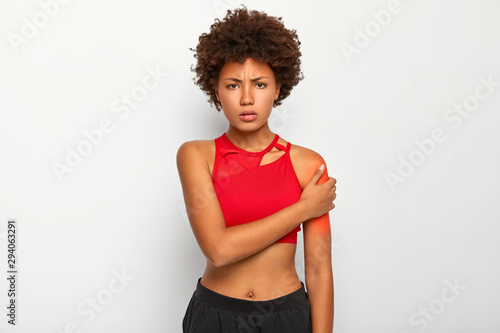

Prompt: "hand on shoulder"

[289,144,331,189]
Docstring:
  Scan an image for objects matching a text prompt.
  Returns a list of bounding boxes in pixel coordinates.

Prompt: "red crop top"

[211,132,303,244]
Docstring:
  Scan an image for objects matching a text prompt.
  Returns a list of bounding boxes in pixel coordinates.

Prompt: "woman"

[177,6,337,333]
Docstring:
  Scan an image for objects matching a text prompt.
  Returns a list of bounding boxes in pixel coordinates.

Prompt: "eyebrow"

[223,76,270,82]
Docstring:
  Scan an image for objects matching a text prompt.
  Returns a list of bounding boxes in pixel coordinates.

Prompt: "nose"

[240,86,254,106]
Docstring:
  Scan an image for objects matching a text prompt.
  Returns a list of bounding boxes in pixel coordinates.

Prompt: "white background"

[1,0,499,332]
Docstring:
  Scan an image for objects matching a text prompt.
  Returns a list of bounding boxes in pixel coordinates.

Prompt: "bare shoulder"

[288,142,328,189]
[176,139,215,173]
[177,139,214,156]
[289,143,325,164]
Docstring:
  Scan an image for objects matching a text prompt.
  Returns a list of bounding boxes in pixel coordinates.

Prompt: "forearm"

[212,200,310,266]
[306,270,334,333]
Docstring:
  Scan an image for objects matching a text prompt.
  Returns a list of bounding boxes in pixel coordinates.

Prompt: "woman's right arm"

[176,141,336,267]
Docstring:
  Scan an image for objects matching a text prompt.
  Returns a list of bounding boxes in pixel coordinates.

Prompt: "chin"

[231,121,264,130]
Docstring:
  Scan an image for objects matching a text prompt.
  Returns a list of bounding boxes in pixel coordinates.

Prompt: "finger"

[326,177,336,186]
[306,164,325,186]
[322,178,336,188]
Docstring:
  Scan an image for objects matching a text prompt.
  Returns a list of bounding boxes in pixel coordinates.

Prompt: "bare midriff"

[200,243,301,301]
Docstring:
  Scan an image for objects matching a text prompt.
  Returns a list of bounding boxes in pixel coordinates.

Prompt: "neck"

[225,123,275,152]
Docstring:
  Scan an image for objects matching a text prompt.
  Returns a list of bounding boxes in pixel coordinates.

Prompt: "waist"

[194,277,307,313]
[201,243,300,300]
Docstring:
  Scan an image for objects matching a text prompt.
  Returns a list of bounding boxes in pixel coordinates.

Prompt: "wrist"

[293,199,311,223]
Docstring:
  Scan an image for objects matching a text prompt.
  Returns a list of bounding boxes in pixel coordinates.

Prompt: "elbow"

[204,243,230,268]
[197,228,234,267]
[209,258,225,268]
[206,253,224,268]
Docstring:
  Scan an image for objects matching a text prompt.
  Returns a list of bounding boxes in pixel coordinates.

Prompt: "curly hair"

[190,6,304,111]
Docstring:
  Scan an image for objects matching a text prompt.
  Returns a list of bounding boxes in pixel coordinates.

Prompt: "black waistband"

[193,277,308,314]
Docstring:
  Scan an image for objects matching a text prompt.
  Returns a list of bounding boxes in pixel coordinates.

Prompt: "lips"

[239,110,257,116]
[239,110,258,122]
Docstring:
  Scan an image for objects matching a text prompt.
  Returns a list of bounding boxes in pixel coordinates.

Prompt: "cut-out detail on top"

[259,148,286,167]
[219,133,288,177]
[221,132,279,156]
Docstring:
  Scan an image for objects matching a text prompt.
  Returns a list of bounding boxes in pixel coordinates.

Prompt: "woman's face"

[215,58,280,131]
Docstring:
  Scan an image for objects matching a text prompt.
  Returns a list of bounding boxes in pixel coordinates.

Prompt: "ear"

[215,88,220,102]
[274,84,280,100]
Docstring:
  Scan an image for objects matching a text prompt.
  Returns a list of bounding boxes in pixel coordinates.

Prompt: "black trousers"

[182,278,312,333]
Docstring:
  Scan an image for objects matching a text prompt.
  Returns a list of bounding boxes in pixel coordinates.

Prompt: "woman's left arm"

[303,162,334,333]
[291,146,335,332]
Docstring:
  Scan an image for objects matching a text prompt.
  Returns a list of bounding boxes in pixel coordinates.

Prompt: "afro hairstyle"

[190,6,304,111]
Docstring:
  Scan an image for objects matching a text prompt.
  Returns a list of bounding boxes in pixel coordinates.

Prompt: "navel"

[247,291,254,298]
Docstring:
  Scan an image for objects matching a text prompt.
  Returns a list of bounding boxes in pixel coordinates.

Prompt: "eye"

[256,82,267,88]
[227,83,238,89]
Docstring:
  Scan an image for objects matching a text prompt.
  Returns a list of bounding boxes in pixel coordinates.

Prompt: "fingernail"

[319,164,325,171]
